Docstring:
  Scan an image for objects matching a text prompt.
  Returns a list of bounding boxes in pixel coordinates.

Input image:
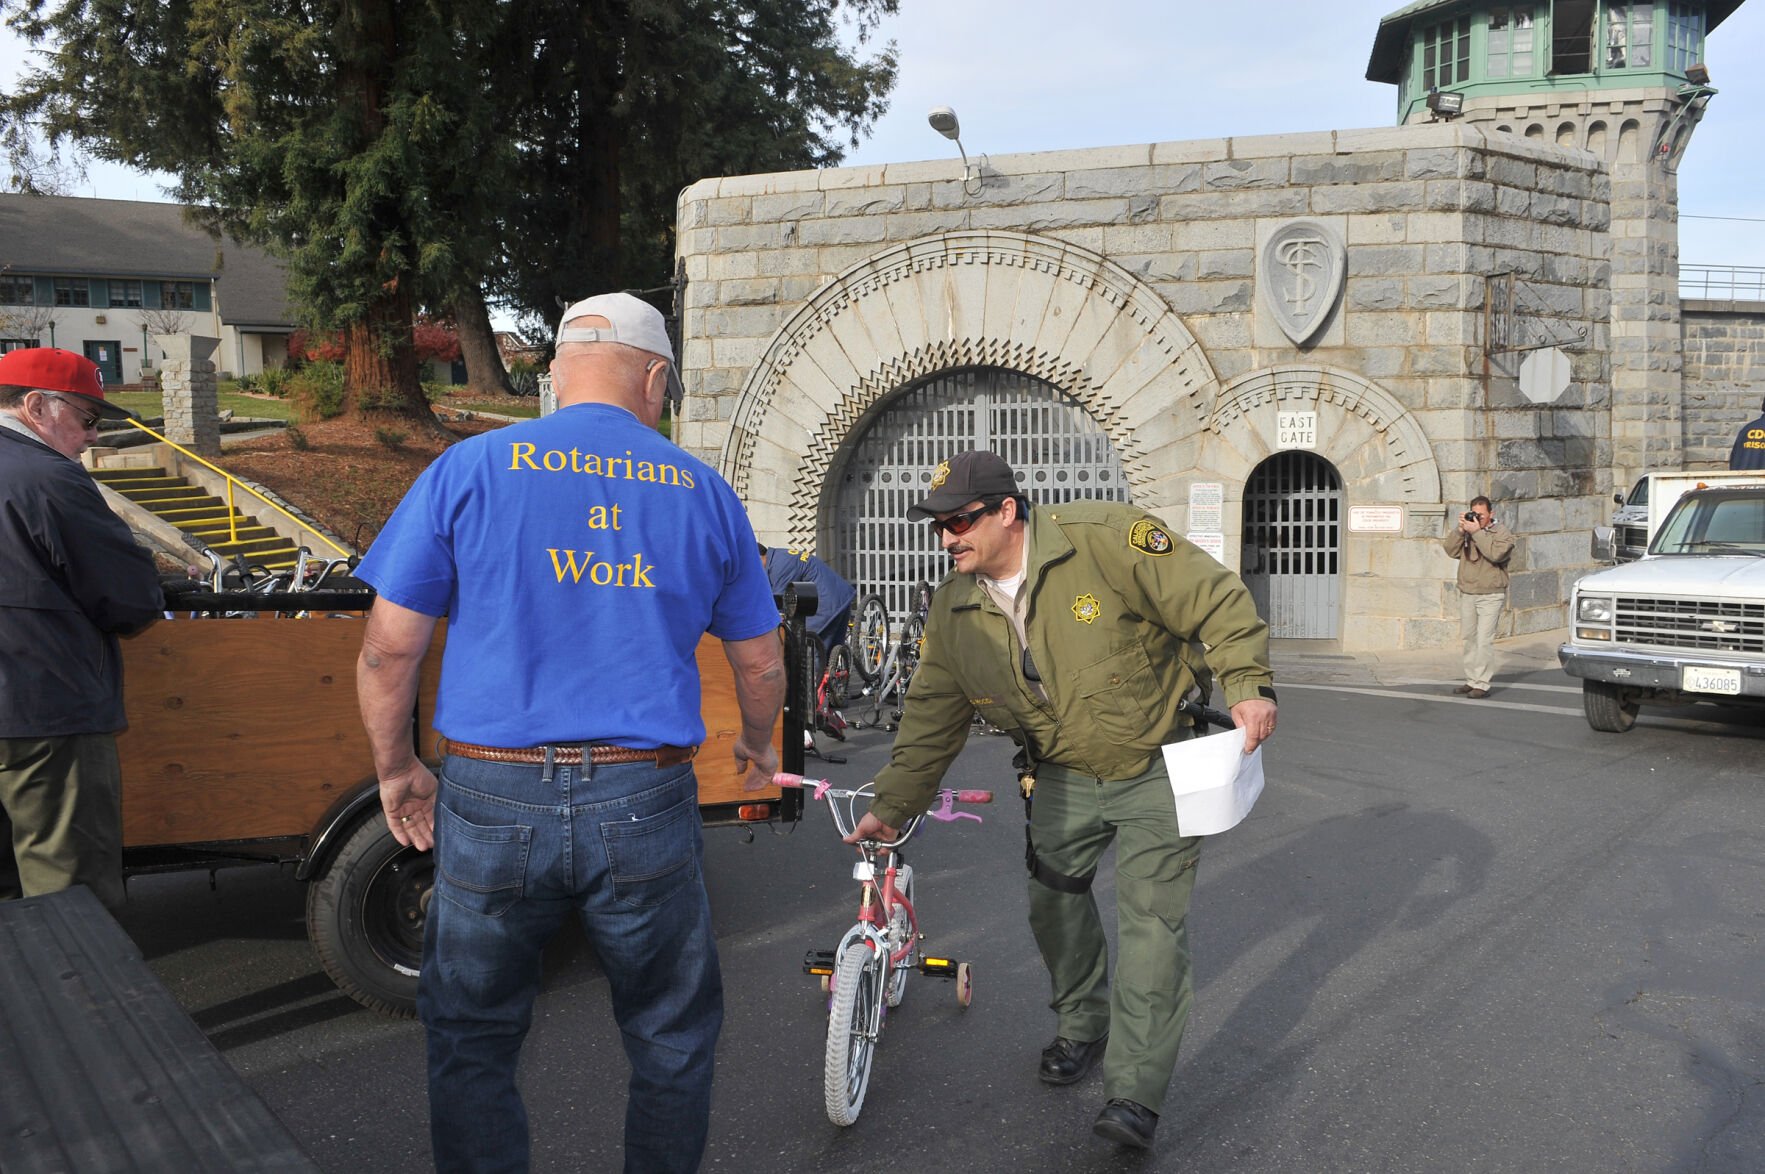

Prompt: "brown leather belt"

[442,740,698,767]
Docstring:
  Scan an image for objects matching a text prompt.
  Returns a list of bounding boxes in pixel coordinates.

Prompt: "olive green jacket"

[868,501,1273,829]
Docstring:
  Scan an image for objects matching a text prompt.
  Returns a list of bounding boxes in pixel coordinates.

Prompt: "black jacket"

[0,427,163,736]
[1730,414,1765,470]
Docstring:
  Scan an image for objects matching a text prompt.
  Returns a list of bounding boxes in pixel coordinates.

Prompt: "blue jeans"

[421,754,722,1174]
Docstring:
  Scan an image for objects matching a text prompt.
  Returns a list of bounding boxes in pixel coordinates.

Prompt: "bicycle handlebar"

[772,773,990,843]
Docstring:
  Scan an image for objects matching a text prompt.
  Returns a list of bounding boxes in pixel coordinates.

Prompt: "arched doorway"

[833,366,1128,623]
[1240,452,1343,639]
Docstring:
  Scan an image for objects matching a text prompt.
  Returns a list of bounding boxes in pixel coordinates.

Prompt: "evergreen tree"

[3,0,509,427]
[487,0,897,332]
[3,0,897,411]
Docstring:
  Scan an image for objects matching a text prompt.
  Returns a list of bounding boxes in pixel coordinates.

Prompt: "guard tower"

[1367,1,1743,482]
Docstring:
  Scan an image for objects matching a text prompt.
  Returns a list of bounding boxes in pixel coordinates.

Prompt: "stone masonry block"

[1201,158,1290,189]
[1066,165,1200,200]
[1290,153,1406,186]
[825,187,907,217]
[753,191,826,221]
[1310,182,1428,214]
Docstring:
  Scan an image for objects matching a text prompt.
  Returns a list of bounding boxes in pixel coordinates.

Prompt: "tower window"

[1421,14,1473,90]
[1605,2,1654,69]
[1550,0,1595,75]
[1488,7,1538,78]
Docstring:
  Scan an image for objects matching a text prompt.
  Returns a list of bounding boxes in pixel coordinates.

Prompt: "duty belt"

[442,740,698,767]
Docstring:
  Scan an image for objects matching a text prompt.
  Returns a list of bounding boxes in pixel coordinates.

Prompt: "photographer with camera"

[1439,495,1515,699]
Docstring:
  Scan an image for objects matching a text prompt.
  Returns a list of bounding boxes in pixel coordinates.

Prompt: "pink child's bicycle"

[773,772,992,1126]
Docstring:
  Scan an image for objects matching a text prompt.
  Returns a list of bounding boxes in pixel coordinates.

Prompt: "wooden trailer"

[114,586,811,1016]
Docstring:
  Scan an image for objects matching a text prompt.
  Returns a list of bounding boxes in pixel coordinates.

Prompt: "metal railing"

[1680,265,1765,302]
[124,419,352,557]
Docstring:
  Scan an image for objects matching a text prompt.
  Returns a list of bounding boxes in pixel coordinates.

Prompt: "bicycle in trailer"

[775,772,991,1126]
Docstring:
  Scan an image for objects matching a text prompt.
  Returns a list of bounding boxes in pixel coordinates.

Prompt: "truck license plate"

[1682,666,1743,695]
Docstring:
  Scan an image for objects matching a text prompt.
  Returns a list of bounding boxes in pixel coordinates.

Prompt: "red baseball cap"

[0,347,135,420]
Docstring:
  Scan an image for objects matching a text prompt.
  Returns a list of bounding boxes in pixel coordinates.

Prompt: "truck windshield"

[1652,496,1765,556]
[1626,478,1648,507]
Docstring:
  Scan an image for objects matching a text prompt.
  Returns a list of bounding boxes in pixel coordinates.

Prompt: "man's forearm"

[358,644,426,776]
[724,630,786,748]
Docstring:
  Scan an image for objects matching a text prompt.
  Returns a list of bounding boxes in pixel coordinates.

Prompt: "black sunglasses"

[46,393,102,430]
[929,501,1001,537]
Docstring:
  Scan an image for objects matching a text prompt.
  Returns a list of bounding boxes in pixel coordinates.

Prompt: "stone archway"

[720,230,1219,548]
[1183,364,1443,558]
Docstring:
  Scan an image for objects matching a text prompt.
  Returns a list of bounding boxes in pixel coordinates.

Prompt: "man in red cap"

[0,347,162,909]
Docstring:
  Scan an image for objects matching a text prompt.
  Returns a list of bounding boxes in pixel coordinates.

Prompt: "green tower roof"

[1366,0,1743,83]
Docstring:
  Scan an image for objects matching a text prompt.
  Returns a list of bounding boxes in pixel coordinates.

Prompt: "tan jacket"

[868,501,1272,828]
[1440,520,1515,595]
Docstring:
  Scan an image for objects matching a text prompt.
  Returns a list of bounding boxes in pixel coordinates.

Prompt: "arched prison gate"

[716,230,1221,552]
[1240,452,1344,639]
[833,366,1129,624]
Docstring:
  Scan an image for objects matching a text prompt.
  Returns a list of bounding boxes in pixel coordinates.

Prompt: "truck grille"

[1615,596,1765,655]
[1619,525,1647,549]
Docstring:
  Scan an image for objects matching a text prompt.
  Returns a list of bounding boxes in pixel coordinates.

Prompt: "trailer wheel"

[1583,680,1639,733]
[306,812,431,1017]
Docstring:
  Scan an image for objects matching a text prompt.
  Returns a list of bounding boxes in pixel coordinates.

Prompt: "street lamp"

[928,106,985,196]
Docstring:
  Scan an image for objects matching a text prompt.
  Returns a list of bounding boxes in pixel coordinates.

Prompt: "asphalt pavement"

[111,626,1765,1172]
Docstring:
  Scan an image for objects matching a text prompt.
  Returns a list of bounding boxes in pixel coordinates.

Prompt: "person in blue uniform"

[355,293,785,1174]
[1729,398,1765,470]
[759,544,855,659]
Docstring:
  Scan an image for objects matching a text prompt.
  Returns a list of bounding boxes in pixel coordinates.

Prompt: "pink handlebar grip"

[955,790,993,804]
[772,772,807,788]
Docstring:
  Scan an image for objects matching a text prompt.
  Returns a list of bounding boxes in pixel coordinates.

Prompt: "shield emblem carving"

[1260,221,1345,347]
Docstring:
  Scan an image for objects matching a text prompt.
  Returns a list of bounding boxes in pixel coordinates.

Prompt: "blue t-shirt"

[357,403,779,748]
[762,549,855,640]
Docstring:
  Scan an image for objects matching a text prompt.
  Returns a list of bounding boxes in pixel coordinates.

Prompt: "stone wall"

[1681,303,1765,467]
[675,124,1611,650]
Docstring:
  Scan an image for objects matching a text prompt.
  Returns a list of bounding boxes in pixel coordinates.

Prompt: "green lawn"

[109,389,296,422]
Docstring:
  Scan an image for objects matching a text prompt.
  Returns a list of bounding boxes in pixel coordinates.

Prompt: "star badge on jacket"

[1072,593,1102,624]
[1129,520,1172,555]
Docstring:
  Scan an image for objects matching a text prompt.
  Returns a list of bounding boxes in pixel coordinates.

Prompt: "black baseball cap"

[908,450,1021,519]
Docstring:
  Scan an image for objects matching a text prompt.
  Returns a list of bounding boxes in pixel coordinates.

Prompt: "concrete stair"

[91,465,300,569]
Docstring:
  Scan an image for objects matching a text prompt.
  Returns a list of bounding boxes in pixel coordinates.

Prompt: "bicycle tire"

[900,612,926,695]
[825,944,884,1126]
[885,868,915,1008]
[823,643,853,711]
[850,595,889,685]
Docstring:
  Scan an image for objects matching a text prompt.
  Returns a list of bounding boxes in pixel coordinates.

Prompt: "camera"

[1463,512,1479,523]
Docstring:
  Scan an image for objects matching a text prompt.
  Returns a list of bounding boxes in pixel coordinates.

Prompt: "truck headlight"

[1577,596,1614,624]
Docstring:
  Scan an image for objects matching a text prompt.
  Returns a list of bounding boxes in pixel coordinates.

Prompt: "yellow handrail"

[124,419,353,558]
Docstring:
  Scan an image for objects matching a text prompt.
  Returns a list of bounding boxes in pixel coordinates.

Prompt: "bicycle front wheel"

[825,944,885,1126]
[850,595,889,685]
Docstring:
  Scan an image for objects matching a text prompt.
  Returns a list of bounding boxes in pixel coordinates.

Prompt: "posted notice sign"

[1348,507,1404,533]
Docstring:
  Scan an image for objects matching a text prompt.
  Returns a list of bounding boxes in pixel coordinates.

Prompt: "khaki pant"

[1459,590,1506,690]
[1027,754,1201,1112]
[0,733,125,910]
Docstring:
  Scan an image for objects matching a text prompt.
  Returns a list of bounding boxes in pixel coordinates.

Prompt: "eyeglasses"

[929,502,1001,537]
[44,393,102,431]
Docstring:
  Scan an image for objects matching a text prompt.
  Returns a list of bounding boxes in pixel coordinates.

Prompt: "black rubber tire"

[824,643,854,711]
[1583,679,1639,733]
[851,596,889,685]
[824,946,883,1126]
[306,812,432,1018]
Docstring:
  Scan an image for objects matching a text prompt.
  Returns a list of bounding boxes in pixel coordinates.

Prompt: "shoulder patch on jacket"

[1128,519,1173,556]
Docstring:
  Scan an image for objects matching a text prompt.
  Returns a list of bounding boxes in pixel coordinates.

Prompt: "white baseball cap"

[556,293,684,408]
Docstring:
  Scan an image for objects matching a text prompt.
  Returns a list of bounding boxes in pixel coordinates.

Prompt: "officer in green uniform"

[845,450,1276,1150]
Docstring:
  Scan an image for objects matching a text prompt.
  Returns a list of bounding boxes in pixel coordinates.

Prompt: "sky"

[3,0,1762,273]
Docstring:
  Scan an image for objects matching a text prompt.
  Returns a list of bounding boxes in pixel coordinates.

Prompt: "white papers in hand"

[1160,726,1264,836]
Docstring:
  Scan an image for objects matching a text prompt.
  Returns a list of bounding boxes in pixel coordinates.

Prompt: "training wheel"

[955,961,973,1008]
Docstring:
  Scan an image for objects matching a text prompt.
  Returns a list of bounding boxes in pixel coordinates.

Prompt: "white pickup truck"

[1563,485,1765,731]
[1601,470,1765,563]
